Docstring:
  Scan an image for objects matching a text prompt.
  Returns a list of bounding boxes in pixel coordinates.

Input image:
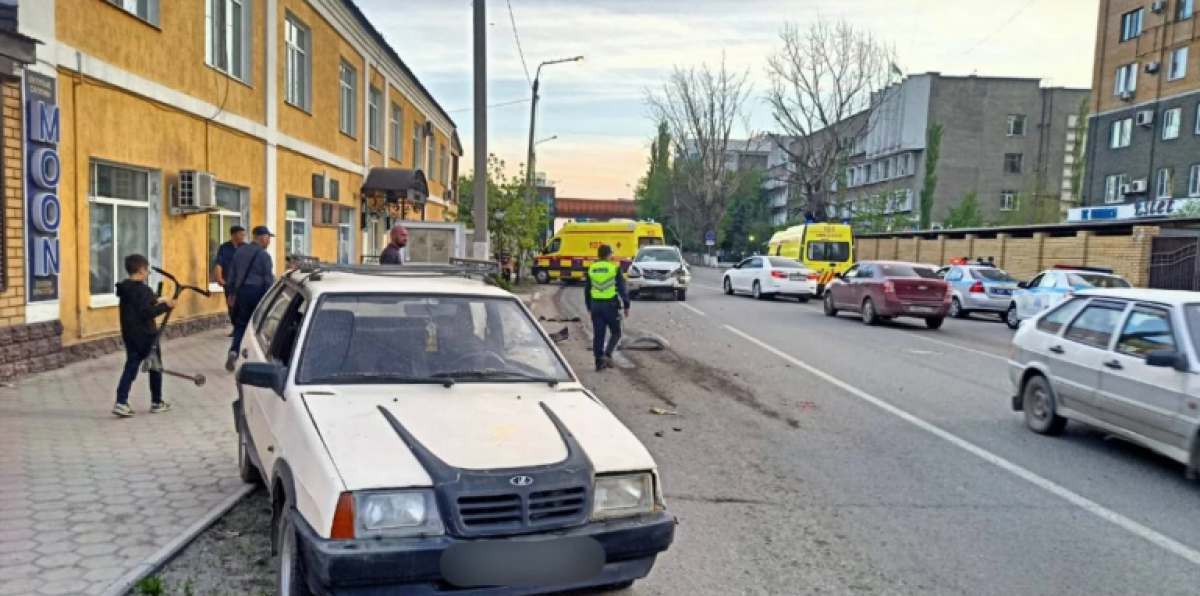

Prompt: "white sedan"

[723,256,818,302]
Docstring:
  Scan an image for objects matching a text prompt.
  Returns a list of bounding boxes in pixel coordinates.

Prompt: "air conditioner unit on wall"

[1136,110,1155,127]
[1119,183,1132,196]
[1129,179,1148,194]
[1145,61,1160,74]
[174,170,217,213]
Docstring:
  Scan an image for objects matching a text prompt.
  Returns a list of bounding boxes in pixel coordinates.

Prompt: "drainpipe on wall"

[73,50,84,339]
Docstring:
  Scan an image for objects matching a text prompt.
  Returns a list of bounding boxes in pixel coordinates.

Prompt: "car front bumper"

[295,510,676,596]
[628,276,688,292]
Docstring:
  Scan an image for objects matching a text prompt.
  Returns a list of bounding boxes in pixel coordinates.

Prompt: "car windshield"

[768,257,804,269]
[971,268,1016,282]
[879,263,940,279]
[807,242,852,262]
[635,249,680,263]
[296,294,572,385]
[1186,305,1200,356]
[1067,273,1130,288]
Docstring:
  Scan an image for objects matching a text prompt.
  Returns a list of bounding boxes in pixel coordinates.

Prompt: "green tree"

[1069,94,1090,204]
[993,192,1065,227]
[719,169,771,256]
[943,191,984,229]
[846,188,914,234]
[919,123,944,229]
[457,154,548,282]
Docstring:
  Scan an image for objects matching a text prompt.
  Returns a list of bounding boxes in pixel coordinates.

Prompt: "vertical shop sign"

[25,71,59,303]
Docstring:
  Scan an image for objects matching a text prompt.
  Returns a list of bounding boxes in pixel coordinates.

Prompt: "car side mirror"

[1017,281,1029,289]
[733,263,742,269]
[238,362,288,397]
[1145,350,1189,372]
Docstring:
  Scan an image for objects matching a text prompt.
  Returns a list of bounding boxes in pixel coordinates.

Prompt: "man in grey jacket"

[224,226,276,372]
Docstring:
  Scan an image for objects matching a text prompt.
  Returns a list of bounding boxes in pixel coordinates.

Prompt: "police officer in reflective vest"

[584,245,630,371]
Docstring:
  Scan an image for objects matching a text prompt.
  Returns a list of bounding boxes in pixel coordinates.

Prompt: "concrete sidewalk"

[0,330,248,596]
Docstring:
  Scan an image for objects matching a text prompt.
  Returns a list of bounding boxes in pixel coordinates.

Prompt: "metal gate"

[1149,236,1200,291]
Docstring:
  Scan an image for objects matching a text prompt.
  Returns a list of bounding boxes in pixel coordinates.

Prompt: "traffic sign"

[704,230,716,246]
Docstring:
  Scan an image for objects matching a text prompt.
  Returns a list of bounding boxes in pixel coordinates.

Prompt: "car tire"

[950,297,967,319]
[797,295,810,304]
[753,281,765,300]
[823,292,838,317]
[275,499,312,596]
[723,277,734,295]
[861,299,879,326]
[238,430,262,486]
[629,290,640,301]
[1005,303,1020,329]
[925,317,945,330]
[534,269,550,285]
[676,290,687,301]
[1022,375,1067,436]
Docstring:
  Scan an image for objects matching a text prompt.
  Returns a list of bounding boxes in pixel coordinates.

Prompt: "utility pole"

[472,0,489,261]
[524,78,540,204]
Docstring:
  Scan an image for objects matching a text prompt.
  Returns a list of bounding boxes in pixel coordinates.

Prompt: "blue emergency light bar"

[1053,264,1114,274]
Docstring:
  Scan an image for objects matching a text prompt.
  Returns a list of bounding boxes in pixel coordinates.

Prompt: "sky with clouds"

[356,0,1099,199]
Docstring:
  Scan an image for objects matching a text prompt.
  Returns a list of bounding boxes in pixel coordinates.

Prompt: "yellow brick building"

[9,0,461,360]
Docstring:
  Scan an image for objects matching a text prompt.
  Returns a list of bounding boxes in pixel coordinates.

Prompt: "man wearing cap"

[213,225,246,336]
[584,245,630,371]
[224,226,276,372]
[379,223,408,265]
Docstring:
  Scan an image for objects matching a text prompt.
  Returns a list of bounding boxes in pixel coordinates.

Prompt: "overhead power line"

[962,0,1041,57]
[506,0,532,86]
[448,97,531,114]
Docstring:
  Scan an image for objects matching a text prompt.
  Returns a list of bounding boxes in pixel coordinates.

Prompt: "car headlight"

[629,267,642,278]
[354,490,444,538]
[591,473,654,520]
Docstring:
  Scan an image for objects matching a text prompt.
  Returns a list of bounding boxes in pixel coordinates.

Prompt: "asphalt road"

[549,267,1200,596]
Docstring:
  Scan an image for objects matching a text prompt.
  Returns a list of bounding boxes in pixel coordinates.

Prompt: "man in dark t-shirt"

[213,225,246,334]
[380,224,408,265]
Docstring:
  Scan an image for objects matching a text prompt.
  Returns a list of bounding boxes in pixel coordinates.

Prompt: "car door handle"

[1103,360,1123,370]
[1048,345,1065,354]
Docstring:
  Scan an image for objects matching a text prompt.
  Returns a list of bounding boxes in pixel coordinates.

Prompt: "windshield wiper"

[308,373,455,387]
[430,369,560,387]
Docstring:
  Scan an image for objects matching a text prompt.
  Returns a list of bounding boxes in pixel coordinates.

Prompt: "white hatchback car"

[722,256,818,302]
[233,263,676,595]
[1009,288,1200,477]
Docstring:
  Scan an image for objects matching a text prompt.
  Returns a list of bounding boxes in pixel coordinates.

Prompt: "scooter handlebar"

[151,267,212,298]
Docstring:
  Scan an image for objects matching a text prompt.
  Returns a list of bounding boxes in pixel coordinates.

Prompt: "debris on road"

[798,401,818,410]
[621,332,669,351]
[654,431,664,437]
[548,326,569,343]
[650,407,680,416]
[539,315,582,322]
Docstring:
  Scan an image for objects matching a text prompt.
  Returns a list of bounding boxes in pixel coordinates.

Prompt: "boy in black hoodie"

[113,254,176,417]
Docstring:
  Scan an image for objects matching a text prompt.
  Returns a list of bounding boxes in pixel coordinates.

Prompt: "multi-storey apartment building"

[4,0,461,366]
[1076,0,1200,222]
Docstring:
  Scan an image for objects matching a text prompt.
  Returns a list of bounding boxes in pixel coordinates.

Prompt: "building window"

[1157,168,1175,199]
[1163,108,1182,140]
[1115,63,1138,96]
[1169,47,1189,81]
[89,163,151,299]
[1179,0,1195,21]
[339,61,357,137]
[284,15,311,111]
[1110,118,1132,148]
[285,197,311,257]
[1104,174,1129,203]
[1000,191,1018,212]
[1120,8,1143,42]
[412,123,423,171]
[1189,164,1200,197]
[205,0,249,81]
[106,0,158,26]
[337,207,354,264]
[368,86,382,151]
[208,184,246,287]
[1003,153,1024,174]
[390,104,402,160]
[427,133,436,174]
[440,144,448,185]
[1197,103,1200,135]
[1006,115,1027,136]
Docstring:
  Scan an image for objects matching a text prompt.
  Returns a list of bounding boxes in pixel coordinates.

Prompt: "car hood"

[301,384,657,491]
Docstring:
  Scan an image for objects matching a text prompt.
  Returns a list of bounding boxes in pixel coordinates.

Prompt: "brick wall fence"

[855,225,1161,286]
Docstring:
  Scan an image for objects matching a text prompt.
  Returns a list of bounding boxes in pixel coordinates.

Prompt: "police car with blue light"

[1005,265,1131,329]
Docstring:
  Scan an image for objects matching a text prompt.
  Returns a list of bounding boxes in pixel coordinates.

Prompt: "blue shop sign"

[24,71,60,303]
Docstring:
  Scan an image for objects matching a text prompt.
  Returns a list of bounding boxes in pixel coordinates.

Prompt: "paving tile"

[0,563,39,580]
[78,554,128,570]
[33,552,81,568]
[0,577,44,596]
[33,541,75,555]
[0,539,36,554]
[0,549,39,566]
[82,565,125,583]
[37,579,91,595]
[74,532,116,545]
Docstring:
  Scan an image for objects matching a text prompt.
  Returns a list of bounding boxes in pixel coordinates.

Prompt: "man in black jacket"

[224,226,276,372]
[112,254,175,418]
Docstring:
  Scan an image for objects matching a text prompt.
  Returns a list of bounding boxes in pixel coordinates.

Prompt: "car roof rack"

[287,256,502,285]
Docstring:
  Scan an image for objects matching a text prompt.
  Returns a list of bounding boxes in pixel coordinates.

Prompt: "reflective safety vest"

[588,261,619,301]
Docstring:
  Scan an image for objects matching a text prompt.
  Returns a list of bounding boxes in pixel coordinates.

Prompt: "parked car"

[628,245,690,300]
[935,264,1020,319]
[1009,288,1200,478]
[233,263,675,595]
[823,261,951,329]
[722,256,819,302]
[1006,265,1131,329]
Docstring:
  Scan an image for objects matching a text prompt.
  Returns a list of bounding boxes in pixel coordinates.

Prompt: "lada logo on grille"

[509,475,535,487]
[918,285,928,290]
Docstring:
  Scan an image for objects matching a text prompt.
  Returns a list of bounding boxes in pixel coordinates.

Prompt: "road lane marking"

[694,284,725,292]
[899,331,1008,362]
[722,324,1200,567]
[678,303,706,317]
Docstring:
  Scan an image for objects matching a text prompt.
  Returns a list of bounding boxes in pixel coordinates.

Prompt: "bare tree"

[646,57,753,246]
[766,19,897,222]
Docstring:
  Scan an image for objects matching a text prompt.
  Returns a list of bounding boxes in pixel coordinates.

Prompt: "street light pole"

[472,0,489,261]
[524,57,583,204]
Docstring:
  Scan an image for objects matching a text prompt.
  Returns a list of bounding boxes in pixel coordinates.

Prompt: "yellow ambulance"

[534,220,666,284]
[766,223,854,293]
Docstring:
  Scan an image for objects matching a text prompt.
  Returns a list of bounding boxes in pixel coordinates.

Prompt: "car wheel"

[1005,303,1020,329]
[1023,375,1067,436]
[797,295,810,304]
[823,293,838,317]
[925,317,945,330]
[676,290,687,301]
[238,430,262,486]
[534,269,550,285]
[862,299,879,326]
[950,297,966,319]
[753,281,765,300]
[275,499,312,596]
[723,277,733,295]
[629,290,640,301]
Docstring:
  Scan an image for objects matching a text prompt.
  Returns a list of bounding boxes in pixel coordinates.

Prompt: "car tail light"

[944,287,954,303]
[807,272,819,281]
[770,270,788,279]
[883,280,896,298]
[969,281,985,293]
[331,492,356,540]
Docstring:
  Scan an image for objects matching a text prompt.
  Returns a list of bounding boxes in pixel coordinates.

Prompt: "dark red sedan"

[823,261,952,329]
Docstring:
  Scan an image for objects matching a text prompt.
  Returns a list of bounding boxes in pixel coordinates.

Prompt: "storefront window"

[285,197,310,257]
[208,184,245,284]
[337,207,354,264]
[89,163,150,299]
